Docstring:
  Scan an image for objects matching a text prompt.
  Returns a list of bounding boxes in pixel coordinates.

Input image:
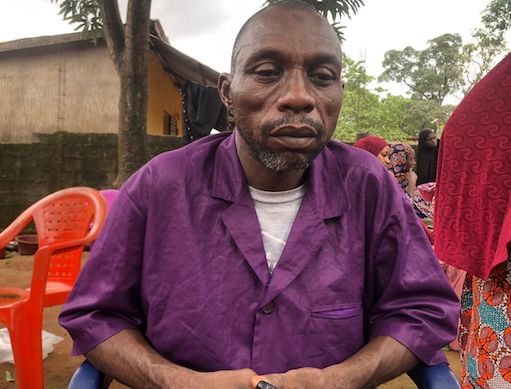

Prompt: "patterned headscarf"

[389,143,415,192]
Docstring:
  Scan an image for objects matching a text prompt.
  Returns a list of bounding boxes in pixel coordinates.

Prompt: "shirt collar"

[212,133,350,219]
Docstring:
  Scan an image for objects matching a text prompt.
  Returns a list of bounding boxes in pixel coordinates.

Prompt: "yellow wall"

[147,52,183,136]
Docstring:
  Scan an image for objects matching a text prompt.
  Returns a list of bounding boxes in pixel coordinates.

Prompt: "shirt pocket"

[311,304,362,319]
[306,303,364,366]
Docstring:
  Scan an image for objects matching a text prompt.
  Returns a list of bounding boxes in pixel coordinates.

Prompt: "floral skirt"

[460,262,511,388]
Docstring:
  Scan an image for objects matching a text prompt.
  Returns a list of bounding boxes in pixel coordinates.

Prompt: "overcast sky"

[1,0,509,100]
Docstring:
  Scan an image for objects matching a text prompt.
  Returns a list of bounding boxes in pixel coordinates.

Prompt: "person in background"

[353,135,391,168]
[416,128,439,185]
[388,143,417,197]
[435,52,511,387]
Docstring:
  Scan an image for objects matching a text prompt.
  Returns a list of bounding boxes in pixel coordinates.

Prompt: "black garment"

[416,128,439,185]
[183,80,228,143]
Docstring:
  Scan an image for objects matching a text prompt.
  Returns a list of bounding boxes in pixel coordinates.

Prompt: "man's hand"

[248,336,418,389]
[250,367,328,389]
[85,329,256,389]
[193,368,257,389]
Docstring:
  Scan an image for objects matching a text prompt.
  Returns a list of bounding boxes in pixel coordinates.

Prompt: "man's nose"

[277,71,315,114]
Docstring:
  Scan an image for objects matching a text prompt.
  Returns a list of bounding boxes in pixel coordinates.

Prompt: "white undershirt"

[249,185,305,273]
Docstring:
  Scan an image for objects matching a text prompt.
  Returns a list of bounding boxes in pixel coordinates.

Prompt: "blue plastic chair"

[68,360,461,389]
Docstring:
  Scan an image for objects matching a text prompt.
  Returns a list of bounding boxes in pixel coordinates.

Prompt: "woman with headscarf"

[416,128,439,185]
[389,143,417,197]
[352,135,391,168]
[435,52,511,387]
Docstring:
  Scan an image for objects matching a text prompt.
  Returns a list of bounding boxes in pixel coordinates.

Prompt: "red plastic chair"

[0,187,107,389]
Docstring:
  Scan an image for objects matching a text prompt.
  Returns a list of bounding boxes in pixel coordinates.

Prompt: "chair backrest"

[36,188,107,286]
[0,187,106,305]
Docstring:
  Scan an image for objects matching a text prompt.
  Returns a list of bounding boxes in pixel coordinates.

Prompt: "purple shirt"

[60,132,458,374]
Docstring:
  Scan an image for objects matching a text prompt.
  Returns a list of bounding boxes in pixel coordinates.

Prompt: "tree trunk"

[99,0,151,187]
[113,0,151,186]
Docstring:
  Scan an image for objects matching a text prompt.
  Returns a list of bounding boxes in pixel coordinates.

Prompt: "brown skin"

[376,145,392,168]
[219,7,343,191]
[84,6,418,389]
[426,132,438,148]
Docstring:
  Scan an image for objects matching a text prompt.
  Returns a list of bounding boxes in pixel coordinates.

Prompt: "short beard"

[237,113,326,172]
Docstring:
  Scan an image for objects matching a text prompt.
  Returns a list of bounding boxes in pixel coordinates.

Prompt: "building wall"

[147,52,183,136]
[0,43,119,143]
[0,132,183,229]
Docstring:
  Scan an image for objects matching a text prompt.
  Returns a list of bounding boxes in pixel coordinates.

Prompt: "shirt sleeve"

[58,170,149,356]
[365,173,460,366]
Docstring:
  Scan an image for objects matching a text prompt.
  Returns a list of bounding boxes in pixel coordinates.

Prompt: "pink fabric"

[353,136,388,157]
[439,261,466,351]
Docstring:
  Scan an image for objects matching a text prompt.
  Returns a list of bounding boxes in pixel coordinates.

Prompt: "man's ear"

[218,72,233,109]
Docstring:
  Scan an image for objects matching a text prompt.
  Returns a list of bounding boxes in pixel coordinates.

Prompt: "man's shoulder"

[148,132,232,171]
[123,132,232,196]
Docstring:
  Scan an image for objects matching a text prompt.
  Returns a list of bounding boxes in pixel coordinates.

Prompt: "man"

[60,1,459,388]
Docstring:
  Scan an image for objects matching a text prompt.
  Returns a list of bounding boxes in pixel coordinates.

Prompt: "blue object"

[408,363,461,389]
[68,360,111,389]
[68,360,461,388]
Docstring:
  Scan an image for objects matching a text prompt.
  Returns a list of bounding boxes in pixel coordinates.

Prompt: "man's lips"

[270,125,317,138]
[267,126,318,150]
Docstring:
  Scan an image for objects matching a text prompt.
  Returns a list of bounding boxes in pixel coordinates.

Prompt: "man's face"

[219,7,343,172]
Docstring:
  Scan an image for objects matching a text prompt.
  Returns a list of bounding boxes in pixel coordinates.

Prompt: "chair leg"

[9,313,44,389]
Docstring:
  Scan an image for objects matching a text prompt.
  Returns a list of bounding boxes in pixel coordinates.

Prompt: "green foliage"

[51,0,103,41]
[481,0,511,34]
[379,34,465,104]
[264,0,364,41]
[379,1,509,102]
[335,54,455,143]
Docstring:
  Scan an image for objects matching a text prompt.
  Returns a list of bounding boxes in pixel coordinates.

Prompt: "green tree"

[379,34,465,105]
[481,0,511,35]
[264,0,365,41]
[334,54,455,143]
[400,100,455,137]
[53,0,152,186]
[461,0,510,93]
[461,27,507,94]
[335,55,410,143]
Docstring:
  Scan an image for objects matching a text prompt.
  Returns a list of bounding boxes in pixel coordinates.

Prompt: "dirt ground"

[0,252,461,389]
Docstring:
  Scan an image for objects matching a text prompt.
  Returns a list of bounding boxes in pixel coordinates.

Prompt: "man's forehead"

[234,7,340,66]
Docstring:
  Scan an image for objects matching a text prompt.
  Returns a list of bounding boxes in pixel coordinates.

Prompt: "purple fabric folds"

[60,132,459,374]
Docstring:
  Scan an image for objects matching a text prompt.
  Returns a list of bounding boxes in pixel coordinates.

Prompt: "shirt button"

[262,301,276,314]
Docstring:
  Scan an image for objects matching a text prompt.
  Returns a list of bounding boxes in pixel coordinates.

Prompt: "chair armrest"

[68,360,111,389]
[407,363,461,389]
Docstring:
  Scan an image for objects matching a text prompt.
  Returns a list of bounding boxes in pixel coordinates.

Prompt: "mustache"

[260,114,325,139]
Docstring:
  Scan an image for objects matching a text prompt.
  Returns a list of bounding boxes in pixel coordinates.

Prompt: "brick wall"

[0,132,183,229]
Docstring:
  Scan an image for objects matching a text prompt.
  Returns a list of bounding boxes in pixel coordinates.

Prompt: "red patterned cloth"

[435,52,511,280]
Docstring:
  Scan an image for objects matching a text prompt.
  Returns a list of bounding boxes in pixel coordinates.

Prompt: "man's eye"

[253,64,281,80]
[309,68,337,84]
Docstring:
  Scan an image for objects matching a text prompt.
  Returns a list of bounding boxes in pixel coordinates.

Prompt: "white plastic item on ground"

[0,328,64,364]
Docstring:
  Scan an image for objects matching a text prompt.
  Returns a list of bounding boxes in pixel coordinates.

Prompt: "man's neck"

[235,133,306,191]
[244,164,305,191]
